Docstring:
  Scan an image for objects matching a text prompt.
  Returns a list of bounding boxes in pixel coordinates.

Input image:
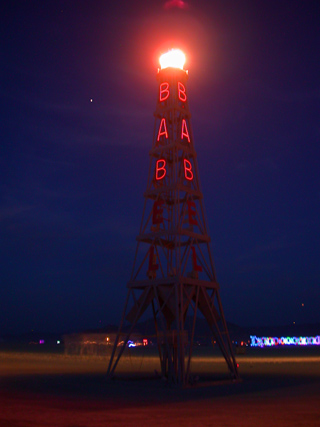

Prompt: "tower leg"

[107,287,151,379]
[185,285,200,385]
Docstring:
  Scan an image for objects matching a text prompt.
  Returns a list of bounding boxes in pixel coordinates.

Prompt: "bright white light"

[159,49,186,70]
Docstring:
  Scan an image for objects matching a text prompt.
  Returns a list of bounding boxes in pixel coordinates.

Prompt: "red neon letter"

[157,118,168,141]
[178,82,187,102]
[184,159,193,181]
[187,201,198,225]
[159,82,169,102]
[148,245,158,271]
[153,200,164,224]
[191,246,202,272]
[181,119,190,142]
[156,159,166,180]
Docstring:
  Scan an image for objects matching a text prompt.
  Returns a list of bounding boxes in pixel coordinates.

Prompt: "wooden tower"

[107,50,239,385]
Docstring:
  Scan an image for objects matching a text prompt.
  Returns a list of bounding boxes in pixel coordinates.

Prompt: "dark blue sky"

[1,0,319,334]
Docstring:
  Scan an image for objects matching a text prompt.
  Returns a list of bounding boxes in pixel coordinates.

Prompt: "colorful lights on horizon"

[250,335,320,347]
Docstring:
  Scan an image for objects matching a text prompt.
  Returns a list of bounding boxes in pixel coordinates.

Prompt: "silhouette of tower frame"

[107,58,239,386]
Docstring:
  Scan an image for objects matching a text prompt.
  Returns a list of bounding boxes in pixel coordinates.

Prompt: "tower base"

[106,281,239,386]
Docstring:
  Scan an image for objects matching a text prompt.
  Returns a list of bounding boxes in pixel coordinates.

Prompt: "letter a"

[159,82,169,102]
[181,119,190,142]
[184,159,193,181]
[157,118,168,141]
[156,159,166,180]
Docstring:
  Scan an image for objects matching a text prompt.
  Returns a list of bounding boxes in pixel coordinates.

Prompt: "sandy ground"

[1,350,320,426]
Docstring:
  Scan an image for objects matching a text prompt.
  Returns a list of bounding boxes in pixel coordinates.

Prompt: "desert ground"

[1,346,320,426]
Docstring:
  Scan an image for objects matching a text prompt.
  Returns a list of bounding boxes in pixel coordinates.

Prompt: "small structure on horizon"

[63,332,146,356]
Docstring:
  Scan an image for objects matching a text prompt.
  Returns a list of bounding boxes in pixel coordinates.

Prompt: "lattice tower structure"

[106,64,239,386]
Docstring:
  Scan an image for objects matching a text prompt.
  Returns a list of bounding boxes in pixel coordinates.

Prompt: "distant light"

[57,340,60,344]
[39,339,45,344]
[159,49,186,70]
[250,335,320,347]
[90,98,93,102]
[128,340,136,347]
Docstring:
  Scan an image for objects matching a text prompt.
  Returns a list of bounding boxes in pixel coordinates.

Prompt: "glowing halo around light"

[159,49,186,70]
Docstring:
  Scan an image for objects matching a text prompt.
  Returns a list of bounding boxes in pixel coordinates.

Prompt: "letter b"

[159,82,169,102]
[178,82,187,102]
[184,159,193,181]
[156,159,166,180]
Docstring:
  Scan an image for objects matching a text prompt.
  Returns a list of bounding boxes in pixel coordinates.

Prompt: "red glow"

[178,82,187,102]
[191,246,202,272]
[184,159,193,180]
[181,119,190,142]
[157,118,168,141]
[164,0,189,10]
[187,200,197,225]
[153,200,164,224]
[156,159,166,180]
[159,82,170,102]
[148,245,158,271]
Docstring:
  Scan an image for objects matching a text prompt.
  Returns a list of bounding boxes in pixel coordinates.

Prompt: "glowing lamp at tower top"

[159,49,186,70]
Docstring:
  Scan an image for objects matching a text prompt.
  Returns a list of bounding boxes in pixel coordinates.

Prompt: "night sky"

[1,0,319,334]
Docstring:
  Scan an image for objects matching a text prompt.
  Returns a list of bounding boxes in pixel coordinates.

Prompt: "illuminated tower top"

[159,49,186,71]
